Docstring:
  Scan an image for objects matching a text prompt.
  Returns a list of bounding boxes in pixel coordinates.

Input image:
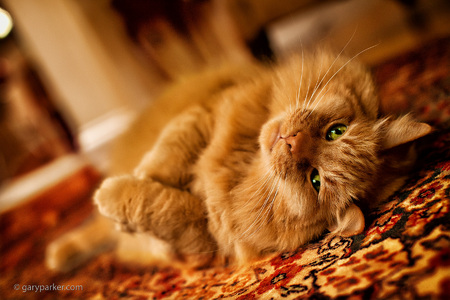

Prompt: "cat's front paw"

[94,175,141,231]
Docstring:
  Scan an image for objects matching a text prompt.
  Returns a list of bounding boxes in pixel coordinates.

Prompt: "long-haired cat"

[46,49,431,271]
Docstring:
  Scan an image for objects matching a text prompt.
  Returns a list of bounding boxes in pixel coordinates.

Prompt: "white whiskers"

[240,165,276,212]
[237,171,281,240]
[296,45,305,112]
[302,29,356,115]
[306,43,379,119]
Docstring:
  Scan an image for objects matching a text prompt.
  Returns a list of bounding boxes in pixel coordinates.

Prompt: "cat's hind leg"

[45,214,116,272]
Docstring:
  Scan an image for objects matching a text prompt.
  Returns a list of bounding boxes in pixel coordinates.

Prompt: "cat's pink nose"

[283,132,310,158]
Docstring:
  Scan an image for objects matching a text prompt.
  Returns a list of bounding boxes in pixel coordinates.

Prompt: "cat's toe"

[93,175,139,224]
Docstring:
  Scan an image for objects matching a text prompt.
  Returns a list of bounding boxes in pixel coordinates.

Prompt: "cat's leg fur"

[95,106,217,263]
[95,176,216,261]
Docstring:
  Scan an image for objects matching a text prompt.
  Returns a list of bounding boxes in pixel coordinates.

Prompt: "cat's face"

[259,98,381,222]
[258,52,430,232]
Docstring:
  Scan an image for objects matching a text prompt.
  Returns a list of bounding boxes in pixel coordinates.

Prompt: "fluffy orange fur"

[46,50,432,271]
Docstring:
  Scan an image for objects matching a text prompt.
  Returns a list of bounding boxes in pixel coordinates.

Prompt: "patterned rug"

[1,37,449,299]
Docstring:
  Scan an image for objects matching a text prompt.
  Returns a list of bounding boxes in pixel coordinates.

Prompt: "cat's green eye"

[310,169,320,193]
[326,124,348,141]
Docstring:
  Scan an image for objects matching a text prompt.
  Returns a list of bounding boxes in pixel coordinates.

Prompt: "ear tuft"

[381,115,432,150]
[328,203,365,237]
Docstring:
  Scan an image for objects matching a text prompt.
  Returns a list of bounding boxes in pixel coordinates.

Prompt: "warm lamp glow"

[0,8,13,39]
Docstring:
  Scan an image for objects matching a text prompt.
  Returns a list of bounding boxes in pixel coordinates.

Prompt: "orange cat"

[46,50,431,271]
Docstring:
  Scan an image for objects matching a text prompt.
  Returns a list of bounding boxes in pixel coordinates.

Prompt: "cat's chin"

[268,126,281,151]
[259,119,282,155]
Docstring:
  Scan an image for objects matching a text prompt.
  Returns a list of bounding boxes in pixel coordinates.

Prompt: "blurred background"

[0,0,449,211]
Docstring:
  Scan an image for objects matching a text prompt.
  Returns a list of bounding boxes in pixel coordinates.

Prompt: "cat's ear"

[328,203,365,237]
[381,115,432,150]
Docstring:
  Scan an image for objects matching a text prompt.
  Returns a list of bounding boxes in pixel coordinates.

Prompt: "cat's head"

[258,51,431,236]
